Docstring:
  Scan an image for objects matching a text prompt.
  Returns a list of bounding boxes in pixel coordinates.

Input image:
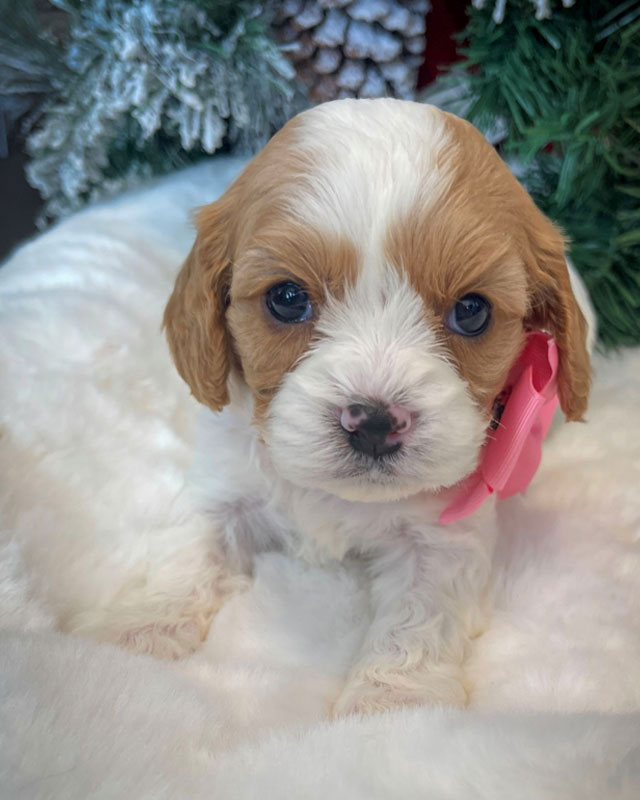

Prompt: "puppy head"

[164,99,590,502]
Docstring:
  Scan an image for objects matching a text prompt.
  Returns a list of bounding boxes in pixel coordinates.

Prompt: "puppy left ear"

[163,201,234,411]
[523,212,591,421]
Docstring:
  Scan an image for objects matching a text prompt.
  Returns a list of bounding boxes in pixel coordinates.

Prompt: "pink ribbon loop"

[440,332,559,525]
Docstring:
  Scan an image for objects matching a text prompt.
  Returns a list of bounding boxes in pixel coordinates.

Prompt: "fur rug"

[1,158,639,798]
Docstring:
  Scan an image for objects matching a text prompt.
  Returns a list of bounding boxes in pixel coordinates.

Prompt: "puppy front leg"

[333,527,493,716]
[67,556,248,660]
[66,516,253,660]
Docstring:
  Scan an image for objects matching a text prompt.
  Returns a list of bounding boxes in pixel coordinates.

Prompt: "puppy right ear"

[163,202,233,411]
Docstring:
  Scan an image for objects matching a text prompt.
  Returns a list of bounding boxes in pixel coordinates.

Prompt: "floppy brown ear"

[163,202,233,411]
[523,213,591,421]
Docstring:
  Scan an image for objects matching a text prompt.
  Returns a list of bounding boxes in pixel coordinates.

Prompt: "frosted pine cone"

[274,0,429,102]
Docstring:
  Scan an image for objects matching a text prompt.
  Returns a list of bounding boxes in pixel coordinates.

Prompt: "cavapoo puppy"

[161,98,591,715]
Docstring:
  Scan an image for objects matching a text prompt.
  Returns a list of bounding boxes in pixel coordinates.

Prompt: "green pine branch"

[1,0,305,223]
[451,0,640,347]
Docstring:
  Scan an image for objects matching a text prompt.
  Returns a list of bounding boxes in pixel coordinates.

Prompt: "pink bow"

[440,332,559,524]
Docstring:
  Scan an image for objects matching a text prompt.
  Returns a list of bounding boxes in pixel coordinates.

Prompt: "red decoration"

[418,0,468,88]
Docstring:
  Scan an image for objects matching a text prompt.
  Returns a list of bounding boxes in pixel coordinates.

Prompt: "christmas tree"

[3,0,431,225]
[441,0,640,347]
[3,0,304,223]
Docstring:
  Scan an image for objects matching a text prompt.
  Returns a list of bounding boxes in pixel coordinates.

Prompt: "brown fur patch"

[385,111,590,419]
[228,224,358,423]
[164,115,358,418]
[163,203,233,412]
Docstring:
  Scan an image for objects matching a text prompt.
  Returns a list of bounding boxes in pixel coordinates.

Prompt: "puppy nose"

[340,403,411,459]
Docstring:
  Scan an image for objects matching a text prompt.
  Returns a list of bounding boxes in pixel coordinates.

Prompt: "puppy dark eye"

[266,281,312,324]
[446,293,491,336]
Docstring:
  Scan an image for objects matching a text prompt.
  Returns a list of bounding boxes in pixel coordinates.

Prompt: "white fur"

[0,158,248,655]
[2,629,640,799]
[265,269,485,502]
[289,99,452,262]
[1,157,640,795]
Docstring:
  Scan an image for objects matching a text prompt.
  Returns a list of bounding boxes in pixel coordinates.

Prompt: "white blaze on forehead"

[313,268,440,404]
[289,99,453,262]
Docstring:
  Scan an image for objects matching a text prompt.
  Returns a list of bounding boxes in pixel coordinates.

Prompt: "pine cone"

[274,0,429,103]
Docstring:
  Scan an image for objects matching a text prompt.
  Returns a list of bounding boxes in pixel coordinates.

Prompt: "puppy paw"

[68,572,252,660]
[71,612,213,660]
[331,671,467,718]
[111,618,204,660]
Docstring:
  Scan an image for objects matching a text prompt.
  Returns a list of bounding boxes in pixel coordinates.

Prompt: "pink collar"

[440,332,559,524]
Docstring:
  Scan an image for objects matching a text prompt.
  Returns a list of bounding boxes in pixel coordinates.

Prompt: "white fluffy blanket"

[1,159,640,799]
